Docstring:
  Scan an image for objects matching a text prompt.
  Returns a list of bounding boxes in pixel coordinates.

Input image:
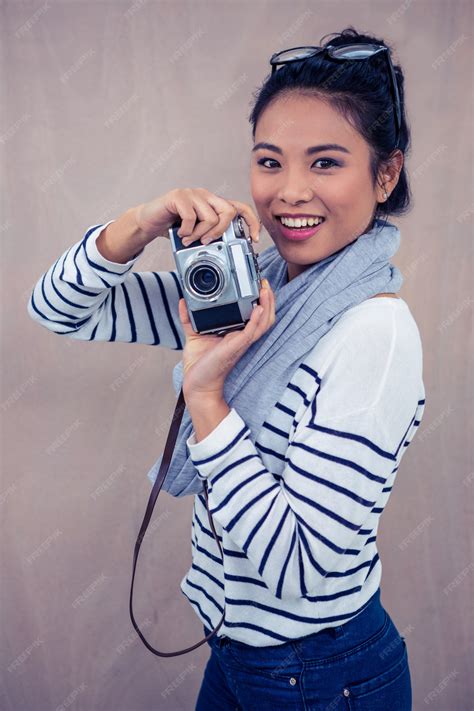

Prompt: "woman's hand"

[135,187,261,245]
[180,278,276,404]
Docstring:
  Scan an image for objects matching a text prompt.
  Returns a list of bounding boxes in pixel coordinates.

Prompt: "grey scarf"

[147,217,403,497]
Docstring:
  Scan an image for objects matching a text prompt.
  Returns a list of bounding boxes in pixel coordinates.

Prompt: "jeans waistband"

[203,588,386,660]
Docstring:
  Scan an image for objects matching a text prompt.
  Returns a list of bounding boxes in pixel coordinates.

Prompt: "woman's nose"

[277,174,314,204]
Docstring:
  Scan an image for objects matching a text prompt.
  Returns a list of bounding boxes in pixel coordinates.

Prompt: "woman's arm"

[26,212,185,349]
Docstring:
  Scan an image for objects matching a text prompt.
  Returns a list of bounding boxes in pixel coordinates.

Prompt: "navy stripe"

[170,270,183,299]
[72,243,84,286]
[185,579,224,614]
[285,480,364,531]
[306,422,396,460]
[225,586,364,621]
[298,539,307,597]
[290,442,388,484]
[259,506,291,576]
[210,470,267,514]
[194,510,223,543]
[110,288,117,341]
[224,573,268,589]
[224,482,280,533]
[191,562,224,590]
[262,421,288,438]
[121,283,137,342]
[207,453,258,488]
[152,272,183,350]
[181,593,214,629]
[29,289,92,331]
[132,273,160,345]
[288,382,310,405]
[285,457,378,505]
[299,363,321,382]
[275,402,296,417]
[40,273,77,319]
[294,510,360,555]
[242,495,279,553]
[254,441,286,460]
[276,527,297,598]
[49,257,90,310]
[191,425,250,466]
[59,250,99,297]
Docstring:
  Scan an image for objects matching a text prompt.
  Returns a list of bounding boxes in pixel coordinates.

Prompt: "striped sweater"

[27,220,426,647]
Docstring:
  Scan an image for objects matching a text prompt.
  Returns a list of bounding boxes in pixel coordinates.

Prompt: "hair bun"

[321,26,391,53]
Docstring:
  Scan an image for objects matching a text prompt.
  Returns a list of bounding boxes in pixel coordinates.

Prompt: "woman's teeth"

[278,216,325,228]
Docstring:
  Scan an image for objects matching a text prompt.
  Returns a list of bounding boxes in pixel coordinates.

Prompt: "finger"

[253,280,273,333]
[178,298,196,338]
[186,192,238,244]
[255,286,273,334]
[177,194,220,240]
[174,203,199,239]
[266,280,276,327]
[226,200,261,243]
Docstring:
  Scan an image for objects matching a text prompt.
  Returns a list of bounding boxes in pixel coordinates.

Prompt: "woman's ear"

[376,149,404,201]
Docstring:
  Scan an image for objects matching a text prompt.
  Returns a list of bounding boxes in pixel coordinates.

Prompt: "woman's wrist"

[185,392,230,443]
[95,206,152,264]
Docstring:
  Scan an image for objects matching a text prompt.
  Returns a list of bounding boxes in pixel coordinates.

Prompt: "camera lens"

[189,265,220,295]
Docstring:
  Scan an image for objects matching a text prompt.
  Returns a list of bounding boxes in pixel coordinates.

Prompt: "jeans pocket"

[344,640,412,710]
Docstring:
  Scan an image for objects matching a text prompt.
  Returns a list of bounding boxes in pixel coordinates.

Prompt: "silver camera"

[169,215,262,336]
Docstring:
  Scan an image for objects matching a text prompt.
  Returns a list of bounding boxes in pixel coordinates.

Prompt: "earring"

[383,191,388,200]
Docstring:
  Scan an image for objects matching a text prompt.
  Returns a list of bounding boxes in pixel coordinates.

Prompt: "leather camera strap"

[129,386,226,656]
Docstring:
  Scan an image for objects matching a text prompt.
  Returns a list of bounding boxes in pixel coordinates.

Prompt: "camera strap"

[129,386,226,656]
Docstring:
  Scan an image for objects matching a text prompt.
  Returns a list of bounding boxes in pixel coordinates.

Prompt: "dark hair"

[248,26,412,225]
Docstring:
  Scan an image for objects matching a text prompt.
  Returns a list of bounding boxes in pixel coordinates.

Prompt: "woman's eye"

[313,158,338,169]
[257,158,279,168]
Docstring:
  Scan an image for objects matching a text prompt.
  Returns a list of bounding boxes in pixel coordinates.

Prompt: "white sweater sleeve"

[26,221,185,349]
[185,302,425,600]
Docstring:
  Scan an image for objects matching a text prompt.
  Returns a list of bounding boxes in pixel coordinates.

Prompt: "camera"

[169,215,262,336]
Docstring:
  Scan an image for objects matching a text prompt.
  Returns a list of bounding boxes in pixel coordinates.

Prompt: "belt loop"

[330,625,345,638]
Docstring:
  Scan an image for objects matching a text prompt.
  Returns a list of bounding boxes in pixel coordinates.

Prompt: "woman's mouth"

[275,215,325,241]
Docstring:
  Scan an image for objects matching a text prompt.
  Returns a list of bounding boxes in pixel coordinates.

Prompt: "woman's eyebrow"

[252,142,351,155]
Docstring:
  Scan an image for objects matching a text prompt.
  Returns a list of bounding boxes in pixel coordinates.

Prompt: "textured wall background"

[1,1,472,709]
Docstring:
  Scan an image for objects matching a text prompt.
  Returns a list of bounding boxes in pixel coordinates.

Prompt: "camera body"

[169,215,262,336]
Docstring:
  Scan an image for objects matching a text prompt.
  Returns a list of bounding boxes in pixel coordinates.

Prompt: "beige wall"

[2,1,472,709]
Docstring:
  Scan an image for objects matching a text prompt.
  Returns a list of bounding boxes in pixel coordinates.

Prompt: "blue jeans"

[195,588,412,710]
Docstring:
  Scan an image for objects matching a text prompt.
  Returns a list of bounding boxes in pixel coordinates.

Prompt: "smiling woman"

[248,27,411,282]
[193,26,419,711]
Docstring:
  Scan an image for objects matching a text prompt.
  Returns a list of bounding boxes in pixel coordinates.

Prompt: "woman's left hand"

[179,278,275,402]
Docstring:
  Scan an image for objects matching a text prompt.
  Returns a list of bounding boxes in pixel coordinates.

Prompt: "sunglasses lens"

[272,46,319,63]
[330,43,383,59]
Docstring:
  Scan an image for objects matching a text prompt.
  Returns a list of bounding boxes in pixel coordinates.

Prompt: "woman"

[28,26,424,711]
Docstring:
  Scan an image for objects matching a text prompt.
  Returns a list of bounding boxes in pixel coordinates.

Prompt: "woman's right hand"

[134,188,261,246]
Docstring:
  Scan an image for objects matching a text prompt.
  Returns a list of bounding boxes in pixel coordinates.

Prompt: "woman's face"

[250,91,393,281]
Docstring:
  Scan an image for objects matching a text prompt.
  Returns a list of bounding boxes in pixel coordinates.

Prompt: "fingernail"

[262,278,269,289]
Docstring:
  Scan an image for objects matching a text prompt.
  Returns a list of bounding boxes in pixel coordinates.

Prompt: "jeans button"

[289,677,297,686]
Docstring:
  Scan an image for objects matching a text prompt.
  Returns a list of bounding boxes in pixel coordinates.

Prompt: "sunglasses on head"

[269,43,401,151]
